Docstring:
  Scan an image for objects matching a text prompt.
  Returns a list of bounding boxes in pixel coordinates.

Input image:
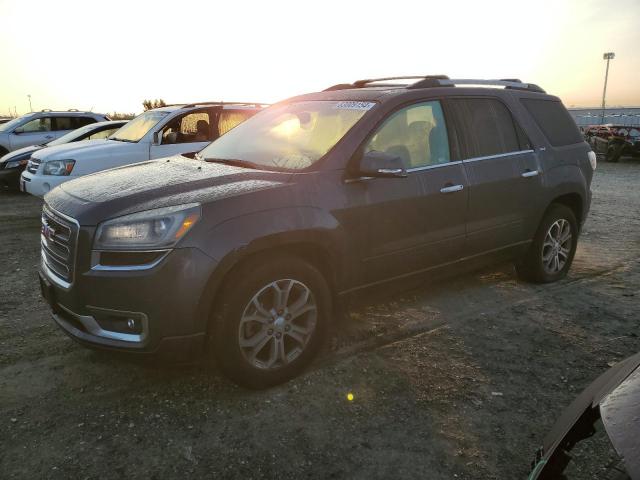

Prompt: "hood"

[32,138,115,161]
[45,156,292,225]
[1,144,42,163]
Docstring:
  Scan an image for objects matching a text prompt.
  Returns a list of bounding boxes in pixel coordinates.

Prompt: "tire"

[606,143,624,162]
[210,254,331,389]
[516,204,578,283]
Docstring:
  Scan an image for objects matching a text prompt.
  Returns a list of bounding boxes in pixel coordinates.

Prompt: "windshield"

[199,100,375,170]
[46,123,104,146]
[0,114,34,132]
[109,111,168,143]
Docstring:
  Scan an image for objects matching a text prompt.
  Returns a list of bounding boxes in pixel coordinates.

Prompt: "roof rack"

[177,101,270,109]
[41,109,52,112]
[324,76,545,93]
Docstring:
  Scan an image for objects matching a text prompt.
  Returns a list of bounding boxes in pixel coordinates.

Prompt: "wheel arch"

[194,231,344,341]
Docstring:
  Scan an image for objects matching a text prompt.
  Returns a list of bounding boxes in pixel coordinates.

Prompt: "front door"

[340,100,468,286]
[149,109,214,159]
[10,117,54,150]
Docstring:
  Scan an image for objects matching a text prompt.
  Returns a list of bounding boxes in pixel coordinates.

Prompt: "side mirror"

[13,127,24,134]
[358,151,407,178]
[152,131,162,145]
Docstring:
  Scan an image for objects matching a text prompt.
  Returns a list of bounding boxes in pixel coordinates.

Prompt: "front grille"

[27,157,41,174]
[41,206,78,284]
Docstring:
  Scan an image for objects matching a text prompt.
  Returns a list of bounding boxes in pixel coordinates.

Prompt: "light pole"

[601,52,615,125]
[27,94,32,112]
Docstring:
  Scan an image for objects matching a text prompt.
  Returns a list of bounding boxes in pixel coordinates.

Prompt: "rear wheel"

[210,254,331,389]
[606,143,624,162]
[516,204,578,283]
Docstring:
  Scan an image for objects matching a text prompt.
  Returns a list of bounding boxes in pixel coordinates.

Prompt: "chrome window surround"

[406,149,534,173]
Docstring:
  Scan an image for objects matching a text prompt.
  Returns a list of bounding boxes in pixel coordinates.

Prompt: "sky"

[0,0,638,116]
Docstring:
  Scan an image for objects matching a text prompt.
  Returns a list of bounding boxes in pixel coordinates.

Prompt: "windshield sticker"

[334,101,376,111]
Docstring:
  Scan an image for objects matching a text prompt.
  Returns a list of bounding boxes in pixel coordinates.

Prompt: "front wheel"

[516,204,578,283]
[210,255,331,389]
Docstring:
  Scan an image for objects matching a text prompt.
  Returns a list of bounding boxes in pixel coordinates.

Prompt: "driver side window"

[365,101,450,169]
[19,117,52,133]
[161,112,211,145]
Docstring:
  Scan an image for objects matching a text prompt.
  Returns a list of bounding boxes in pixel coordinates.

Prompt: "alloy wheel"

[238,279,317,370]
[542,219,572,274]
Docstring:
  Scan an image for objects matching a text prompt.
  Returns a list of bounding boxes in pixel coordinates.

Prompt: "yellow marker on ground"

[347,393,354,401]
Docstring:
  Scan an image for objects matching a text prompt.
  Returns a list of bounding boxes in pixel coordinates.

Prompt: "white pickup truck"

[20,102,263,197]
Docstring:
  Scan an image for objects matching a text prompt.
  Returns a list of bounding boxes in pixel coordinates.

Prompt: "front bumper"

[40,242,218,361]
[20,170,72,197]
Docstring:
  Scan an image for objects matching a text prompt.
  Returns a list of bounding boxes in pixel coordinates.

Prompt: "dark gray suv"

[39,76,595,388]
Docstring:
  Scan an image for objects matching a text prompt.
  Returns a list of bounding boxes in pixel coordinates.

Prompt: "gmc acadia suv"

[38,76,595,388]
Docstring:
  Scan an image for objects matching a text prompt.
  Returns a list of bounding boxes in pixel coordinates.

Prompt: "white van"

[20,102,263,197]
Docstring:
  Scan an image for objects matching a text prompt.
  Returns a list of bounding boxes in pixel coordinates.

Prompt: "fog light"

[127,318,136,330]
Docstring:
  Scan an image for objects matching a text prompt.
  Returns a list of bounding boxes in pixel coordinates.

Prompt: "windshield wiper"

[110,137,135,143]
[204,158,263,170]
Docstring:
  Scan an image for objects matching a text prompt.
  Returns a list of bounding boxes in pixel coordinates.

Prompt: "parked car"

[0,117,12,125]
[0,110,109,156]
[20,102,263,197]
[585,124,640,162]
[529,352,640,479]
[0,120,126,190]
[38,76,594,388]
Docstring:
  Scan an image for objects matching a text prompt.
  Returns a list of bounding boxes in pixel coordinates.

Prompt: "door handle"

[521,170,539,178]
[44,135,53,139]
[440,184,464,194]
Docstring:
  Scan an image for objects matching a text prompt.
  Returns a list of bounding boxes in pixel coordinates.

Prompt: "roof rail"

[324,76,545,93]
[68,108,79,112]
[179,101,269,109]
[324,76,449,91]
[416,78,546,93]
[41,109,52,112]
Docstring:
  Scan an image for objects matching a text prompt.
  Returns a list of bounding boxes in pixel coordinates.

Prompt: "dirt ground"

[1,158,639,479]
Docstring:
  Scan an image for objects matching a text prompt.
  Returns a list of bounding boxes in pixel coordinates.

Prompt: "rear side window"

[449,98,523,159]
[53,116,97,131]
[521,99,583,147]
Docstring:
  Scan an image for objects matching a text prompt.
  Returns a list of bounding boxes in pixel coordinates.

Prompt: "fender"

[192,206,349,334]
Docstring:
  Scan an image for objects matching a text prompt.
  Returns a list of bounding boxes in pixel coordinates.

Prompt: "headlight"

[5,158,29,169]
[587,150,597,170]
[43,159,75,176]
[94,203,201,250]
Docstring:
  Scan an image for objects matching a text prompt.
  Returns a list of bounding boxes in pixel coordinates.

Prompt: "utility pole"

[601,52,615,125]
[27,94,32,112]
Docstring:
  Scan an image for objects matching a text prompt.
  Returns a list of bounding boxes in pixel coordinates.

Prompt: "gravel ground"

[1,158,639,479]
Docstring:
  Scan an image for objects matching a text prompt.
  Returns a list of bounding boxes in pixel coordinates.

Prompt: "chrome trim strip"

[407,160,463,173]
[461,150,534,164]
[521,170,540,178]
[58,304,148,344]
[90,250,171,271]
[41,257,71,289]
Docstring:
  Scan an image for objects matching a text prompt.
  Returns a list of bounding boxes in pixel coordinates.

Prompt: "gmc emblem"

[41,223,56,242]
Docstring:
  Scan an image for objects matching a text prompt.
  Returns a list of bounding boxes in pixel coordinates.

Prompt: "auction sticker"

[334,101,376,110]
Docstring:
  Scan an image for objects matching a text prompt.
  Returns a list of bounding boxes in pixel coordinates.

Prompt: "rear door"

[448,97,540,255]
[342,100,468,284]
